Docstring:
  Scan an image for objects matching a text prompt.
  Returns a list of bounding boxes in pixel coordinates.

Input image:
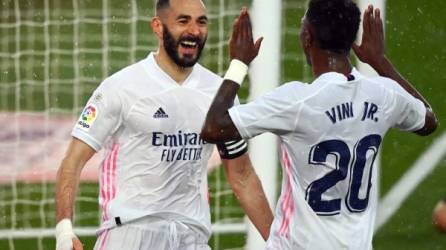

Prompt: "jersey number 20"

[306,134,382,215]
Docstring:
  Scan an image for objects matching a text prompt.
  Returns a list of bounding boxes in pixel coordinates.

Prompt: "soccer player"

[54,0,273,249]
[201,1,438,249]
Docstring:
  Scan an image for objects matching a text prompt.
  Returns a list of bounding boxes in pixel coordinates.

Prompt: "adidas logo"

[153,107,169,118]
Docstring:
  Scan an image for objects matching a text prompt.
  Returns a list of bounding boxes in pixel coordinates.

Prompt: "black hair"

[306,0,361,54]
[156,0,170,13]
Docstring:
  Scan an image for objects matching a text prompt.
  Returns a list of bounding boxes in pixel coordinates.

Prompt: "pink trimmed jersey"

[72,53,226,238]
[228,69,426,249]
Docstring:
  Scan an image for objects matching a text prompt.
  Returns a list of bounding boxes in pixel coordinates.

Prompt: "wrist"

[55,218,75,238]
[224,59,248,86]
[369,56,388,73]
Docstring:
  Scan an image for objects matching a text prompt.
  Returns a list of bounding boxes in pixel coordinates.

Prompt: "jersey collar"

[143,52,200,88]
[350,67,363,80]
[315,67,363,84]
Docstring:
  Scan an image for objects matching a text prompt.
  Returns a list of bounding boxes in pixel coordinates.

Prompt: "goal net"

[0,0,310,249]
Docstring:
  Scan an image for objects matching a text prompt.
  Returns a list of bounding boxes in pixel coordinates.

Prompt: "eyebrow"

[198,15,208,22]
[176,14,191,20]
[176,14,208,21]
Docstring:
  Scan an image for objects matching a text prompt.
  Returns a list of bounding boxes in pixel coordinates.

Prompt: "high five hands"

[230,7,263,65]
[352,5,385,67]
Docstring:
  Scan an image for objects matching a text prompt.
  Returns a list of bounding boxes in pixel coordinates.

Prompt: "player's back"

[229,68,425,249]
[262,69,426,249]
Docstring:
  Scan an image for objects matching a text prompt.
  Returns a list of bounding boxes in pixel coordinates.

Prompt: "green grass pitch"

[1,0,445,249]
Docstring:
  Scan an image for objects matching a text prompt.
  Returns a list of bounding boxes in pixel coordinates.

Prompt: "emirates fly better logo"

[77,104,98,131]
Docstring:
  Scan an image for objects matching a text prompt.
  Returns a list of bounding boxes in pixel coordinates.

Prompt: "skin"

[55,138,94,250]
[353,6,438,135]
[201,8,263,142]
[201,5,437,143]
[222,157,273,240]
[55,2,272,249]
[150,0,209,84]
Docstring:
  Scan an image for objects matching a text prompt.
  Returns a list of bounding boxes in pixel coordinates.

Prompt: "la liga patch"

[76,104,98,131]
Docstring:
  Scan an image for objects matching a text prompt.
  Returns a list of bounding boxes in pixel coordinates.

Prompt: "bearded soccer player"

[54,1,273,249]
[202,1,438,249]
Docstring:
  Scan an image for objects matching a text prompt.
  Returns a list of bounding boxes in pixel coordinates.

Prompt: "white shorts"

[93,216,210,250]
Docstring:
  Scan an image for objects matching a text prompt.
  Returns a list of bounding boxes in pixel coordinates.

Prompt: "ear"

[151,17,163,39]
[301,26,312,49]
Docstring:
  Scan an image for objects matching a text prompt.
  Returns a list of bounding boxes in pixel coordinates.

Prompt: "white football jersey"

[72,53,225,237]
[229,69,426,250]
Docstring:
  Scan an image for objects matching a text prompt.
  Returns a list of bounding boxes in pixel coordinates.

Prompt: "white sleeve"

[228,84,301,139]
[385,79,426,132]
[71,80,123,151]
[234,95,241,106]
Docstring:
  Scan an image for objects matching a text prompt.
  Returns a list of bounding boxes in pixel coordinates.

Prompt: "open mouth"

[180,40,198,48]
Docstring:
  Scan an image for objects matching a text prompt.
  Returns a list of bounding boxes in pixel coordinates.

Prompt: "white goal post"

[245,0,282,249]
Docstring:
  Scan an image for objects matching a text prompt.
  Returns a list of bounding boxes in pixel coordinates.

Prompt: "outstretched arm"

[353,5,438,135]
[55,138,95,250]
[201,7,263,143]
[202,7,272,240]
[222,154,273,240]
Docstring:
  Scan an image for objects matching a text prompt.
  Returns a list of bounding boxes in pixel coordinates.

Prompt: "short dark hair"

[156,0,170,13]
[306,0,361,54]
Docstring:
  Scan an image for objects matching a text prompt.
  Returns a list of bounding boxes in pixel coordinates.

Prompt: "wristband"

[223,59,248,86]
[55,219,76,250]
[56,219,74,237]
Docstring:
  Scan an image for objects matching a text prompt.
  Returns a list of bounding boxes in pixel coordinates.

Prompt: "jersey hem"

[96,211,211,238]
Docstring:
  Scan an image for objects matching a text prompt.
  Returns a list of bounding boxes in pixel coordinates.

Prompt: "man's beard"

[162,24,207,68]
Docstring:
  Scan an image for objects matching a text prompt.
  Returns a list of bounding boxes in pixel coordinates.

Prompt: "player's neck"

[312,50,353,78]
[154,50,193,85]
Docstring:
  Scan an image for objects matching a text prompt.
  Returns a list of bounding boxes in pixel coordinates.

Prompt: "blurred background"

[0,0,445,249]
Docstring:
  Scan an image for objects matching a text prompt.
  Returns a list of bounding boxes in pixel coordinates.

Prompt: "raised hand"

[229,7,263,65]
[353,5,385,67]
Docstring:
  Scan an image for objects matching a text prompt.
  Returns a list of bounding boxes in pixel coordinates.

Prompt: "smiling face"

[152,0,208,68]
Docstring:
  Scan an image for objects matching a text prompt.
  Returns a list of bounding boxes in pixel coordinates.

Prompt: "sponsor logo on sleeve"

[76,104,98,131]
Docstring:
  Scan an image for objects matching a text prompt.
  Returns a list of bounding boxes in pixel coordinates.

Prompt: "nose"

[187,23,200,36]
